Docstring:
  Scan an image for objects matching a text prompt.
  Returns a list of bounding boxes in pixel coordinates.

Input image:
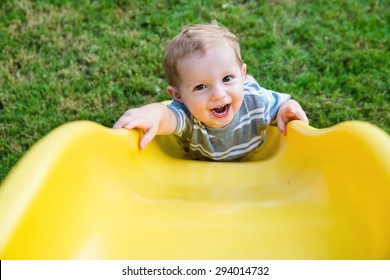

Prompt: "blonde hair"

[163,23,243,87]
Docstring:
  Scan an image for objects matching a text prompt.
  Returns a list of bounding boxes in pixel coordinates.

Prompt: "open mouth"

[210,104,230,118]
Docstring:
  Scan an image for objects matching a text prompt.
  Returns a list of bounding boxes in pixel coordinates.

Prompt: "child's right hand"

[113,103,177,149]
[113,106,159,149]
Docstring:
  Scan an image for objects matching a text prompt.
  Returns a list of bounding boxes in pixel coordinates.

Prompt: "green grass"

[0,0,389,183]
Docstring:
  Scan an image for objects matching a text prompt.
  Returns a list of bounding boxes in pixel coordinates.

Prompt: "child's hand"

[276,99,309,135]
[113,106,159,149]
[113,103,177,149]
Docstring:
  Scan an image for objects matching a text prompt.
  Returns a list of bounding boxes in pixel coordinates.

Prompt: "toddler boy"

[114,23,308,161]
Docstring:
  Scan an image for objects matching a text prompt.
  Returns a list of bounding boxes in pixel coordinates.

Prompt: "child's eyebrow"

[184,78,208,86]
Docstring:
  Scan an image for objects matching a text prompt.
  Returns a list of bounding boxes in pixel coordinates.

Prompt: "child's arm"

[113,103,177,149]
[276,99,309,135]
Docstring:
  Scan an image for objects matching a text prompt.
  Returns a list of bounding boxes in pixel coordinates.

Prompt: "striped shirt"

[167,80,290,161]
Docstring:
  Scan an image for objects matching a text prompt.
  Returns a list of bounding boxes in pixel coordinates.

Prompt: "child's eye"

[194,84,206,91]
[223,75,233,82]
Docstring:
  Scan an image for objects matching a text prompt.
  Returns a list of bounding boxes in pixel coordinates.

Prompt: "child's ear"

[242,63,247,77]
[167,86,182,102]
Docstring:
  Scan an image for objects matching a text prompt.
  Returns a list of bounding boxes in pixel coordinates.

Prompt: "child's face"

[167,40,246,128]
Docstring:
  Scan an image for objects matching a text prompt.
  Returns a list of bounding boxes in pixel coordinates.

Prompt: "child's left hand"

[276,99,309,135]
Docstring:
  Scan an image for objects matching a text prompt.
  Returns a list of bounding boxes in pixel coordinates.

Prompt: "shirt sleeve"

[264,89,291,124]
[167,101,192,137]
[243,80,290,125]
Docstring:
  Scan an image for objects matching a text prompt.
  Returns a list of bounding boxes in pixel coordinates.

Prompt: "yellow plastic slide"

[0,120,389,259]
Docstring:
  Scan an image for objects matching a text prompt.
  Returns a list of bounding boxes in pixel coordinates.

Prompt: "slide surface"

[0,120,389,259]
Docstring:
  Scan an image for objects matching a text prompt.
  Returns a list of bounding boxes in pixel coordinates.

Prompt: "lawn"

[0,0,389,183]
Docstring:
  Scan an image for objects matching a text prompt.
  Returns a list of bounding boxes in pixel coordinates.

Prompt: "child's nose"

[210,86,226,101]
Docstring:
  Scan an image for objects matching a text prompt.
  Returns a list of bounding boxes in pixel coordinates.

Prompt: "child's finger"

[113,117,136,130]
[113,120,127,129]
[139,126,158,149]
[296,110,309,124]
[277,122,287,136]
[113,109,139,129]
[276,113,287,135]
[113,114,133,129]
[280,104,299,120]
[285,106,309,124]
